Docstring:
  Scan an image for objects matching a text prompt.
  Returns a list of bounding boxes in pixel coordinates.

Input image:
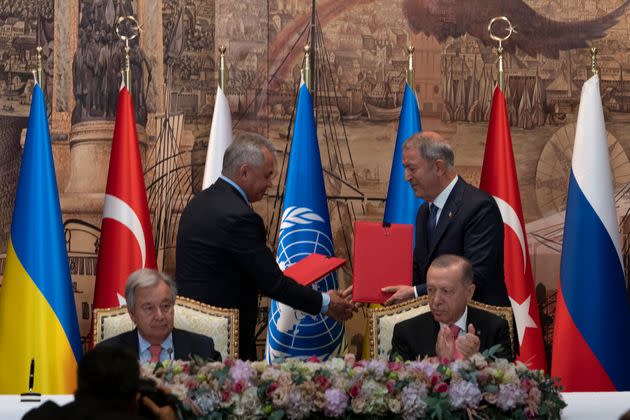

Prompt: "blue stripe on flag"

[560,172,630,390]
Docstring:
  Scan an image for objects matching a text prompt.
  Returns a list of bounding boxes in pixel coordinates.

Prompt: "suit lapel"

[172,329,191,360]
[427,178,465,256]
[127,329,140,358]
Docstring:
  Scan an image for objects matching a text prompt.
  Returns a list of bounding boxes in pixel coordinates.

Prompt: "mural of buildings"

[3,0,630,352]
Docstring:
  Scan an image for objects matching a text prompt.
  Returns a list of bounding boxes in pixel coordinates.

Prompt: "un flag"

[265,84,345,363]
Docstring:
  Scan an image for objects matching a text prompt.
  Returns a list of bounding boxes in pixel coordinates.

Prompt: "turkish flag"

[93,87,156,310]
[479,86,547,371]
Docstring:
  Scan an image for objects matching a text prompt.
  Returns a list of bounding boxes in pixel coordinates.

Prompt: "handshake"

[323,286,358,322]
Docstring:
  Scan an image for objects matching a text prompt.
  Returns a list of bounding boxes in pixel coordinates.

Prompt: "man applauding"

[391,255,513,361]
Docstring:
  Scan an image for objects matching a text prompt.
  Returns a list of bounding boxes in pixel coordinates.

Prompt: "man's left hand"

[455,323,480,359]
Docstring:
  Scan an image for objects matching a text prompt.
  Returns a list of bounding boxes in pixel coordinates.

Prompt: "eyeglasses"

[138,302,174,316]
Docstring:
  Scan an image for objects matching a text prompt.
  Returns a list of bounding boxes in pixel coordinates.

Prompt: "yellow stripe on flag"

[0,240,78,394]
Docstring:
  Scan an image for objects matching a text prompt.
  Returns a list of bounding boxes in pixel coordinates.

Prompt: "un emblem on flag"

[265,207,345,362]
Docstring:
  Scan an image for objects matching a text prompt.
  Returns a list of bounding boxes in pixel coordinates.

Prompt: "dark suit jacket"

[413,177,509,306]
[96,328,221,361]
[175,178,323,360]
[391,306,513,361]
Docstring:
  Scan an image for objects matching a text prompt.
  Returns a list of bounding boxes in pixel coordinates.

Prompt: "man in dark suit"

[97,269,221,362]
[176,132,356,360]
[391,255,513,361]
[381,131,509,307]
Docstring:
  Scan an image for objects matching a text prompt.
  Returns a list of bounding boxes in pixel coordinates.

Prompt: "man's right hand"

[381,285,415,306]
[325,290,357,321]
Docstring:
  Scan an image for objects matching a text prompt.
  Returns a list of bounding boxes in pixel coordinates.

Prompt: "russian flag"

[0,85,82,393]
[551,75,630,391]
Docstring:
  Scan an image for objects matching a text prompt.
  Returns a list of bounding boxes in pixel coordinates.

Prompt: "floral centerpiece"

[142,350,565,419]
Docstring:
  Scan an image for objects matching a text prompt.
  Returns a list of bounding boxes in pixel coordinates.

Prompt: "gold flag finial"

[406,45,415,87]
[32,46,43,86]
[303,45,311,91]
[591,47,599,76]
[115,15,141,91]
[219,46,227,90]
[488,16,514,90]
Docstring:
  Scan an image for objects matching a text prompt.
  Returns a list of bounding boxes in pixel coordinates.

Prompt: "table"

[561,392,630,419]
[0,394,73,419]
[0,392,628,419]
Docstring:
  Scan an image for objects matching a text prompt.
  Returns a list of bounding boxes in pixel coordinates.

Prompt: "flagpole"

[488,16,513,90]
[32,46,43,87]
[115,15,141,90]
[219,46,227,91]
[406,45,414,88]
[303,45,311,91]
[591,47,599,76]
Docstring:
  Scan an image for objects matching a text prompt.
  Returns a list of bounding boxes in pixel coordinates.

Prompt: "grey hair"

[222,132,275,178]
[430,254,473,285]
[125,269,177,312]
[403,132,454,169]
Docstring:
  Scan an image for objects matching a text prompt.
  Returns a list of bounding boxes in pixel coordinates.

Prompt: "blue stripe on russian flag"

[560,171,630,390]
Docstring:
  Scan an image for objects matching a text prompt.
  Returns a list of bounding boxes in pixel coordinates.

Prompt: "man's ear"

[435,159,449,176]
[466,282,476,301]
[128,309,137,325]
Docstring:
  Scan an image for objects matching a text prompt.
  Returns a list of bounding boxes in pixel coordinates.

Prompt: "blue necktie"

[427,204,439,242]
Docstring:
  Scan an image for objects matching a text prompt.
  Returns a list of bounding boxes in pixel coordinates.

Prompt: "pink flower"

[388,362,402,371]
[234,381,245,394]
[349,382,362,398]
[344,353,356,366]
[434,382,449,393]
[386,380,395,393]
[221,390,231,401]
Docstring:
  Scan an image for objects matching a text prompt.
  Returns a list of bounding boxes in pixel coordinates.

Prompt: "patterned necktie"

[449,324,463,360]
[149,344,162,363]
[427,204,439,241]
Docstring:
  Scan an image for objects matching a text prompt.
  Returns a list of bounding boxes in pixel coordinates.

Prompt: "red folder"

[283,253,347,286]
[352,221,413,303]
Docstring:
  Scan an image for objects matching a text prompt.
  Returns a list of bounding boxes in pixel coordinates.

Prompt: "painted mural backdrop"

[2,0,630,353]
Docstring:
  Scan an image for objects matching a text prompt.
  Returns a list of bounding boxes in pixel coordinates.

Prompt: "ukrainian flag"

[0,84,82,394]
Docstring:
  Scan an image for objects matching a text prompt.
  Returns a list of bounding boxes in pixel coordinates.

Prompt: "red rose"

[222,390,231,401]
[307,355,321,363]
[430,373,442,387]
[315,375,330,390]
[267,383,279,394]
[349,383,362,398]
[234,381,244,394]
[434,382,449,393]
[386,380,395,393]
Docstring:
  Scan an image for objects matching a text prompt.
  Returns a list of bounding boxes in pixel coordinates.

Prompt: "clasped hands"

[324,289,358,321]
[435,323,480,360]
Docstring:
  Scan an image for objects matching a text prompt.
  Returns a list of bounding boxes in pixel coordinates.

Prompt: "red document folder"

[352,221,413,304]
[283,253,347,286]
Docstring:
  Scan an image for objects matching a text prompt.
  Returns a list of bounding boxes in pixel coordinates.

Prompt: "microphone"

[167,347,174,360]
[20,357,41,402]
